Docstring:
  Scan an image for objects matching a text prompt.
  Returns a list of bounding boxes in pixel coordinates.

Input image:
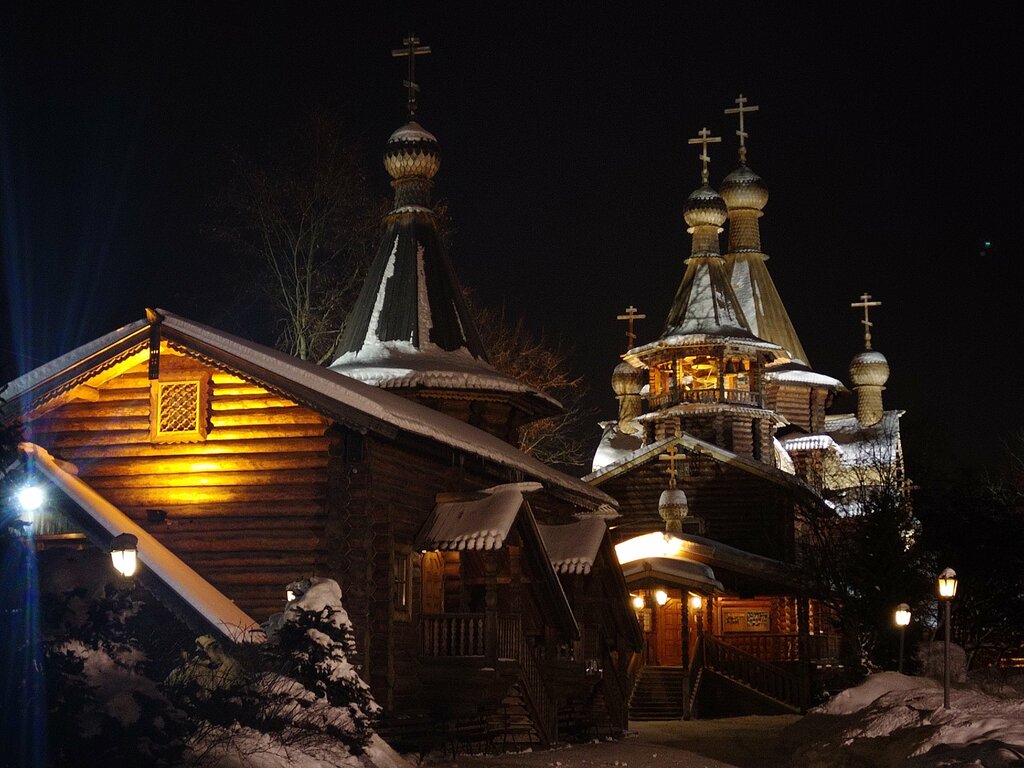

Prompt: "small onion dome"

[384,121,441,181]
[720,164,769,211]
[611,361,644,396]
[659,487,689,522]
[849,349,890,388]
[683,185,728,229]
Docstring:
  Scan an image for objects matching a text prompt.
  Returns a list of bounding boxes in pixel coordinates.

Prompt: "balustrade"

[648,387,762,409]
[421,613,485,657]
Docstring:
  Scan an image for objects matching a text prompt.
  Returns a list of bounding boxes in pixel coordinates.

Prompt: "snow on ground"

[794,671,1024,767]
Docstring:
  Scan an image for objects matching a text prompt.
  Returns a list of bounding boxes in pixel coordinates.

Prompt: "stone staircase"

[628,666,687,720]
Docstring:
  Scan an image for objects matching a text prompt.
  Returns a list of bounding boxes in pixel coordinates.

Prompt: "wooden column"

[485,553,498,664]
[681,598,690,667]
[797,594,811,714]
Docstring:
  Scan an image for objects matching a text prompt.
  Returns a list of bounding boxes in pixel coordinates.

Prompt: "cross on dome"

[688,127,722,186]
[616,305,647,351]
[391,33,431,117]
[851,293,882,350]
[724,94,759,163]
[658,445,684,489]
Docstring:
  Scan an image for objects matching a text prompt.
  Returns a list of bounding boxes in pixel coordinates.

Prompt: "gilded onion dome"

[659,487,689,534]
[720,163,769,211]
[849,350,890,388]
[683,185,728,230]
[611,360,644,396]
[384,121,441,182]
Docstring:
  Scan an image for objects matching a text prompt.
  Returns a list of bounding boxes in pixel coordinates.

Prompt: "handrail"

[421,613,486,657]
[648,387,763,409]
[687,636,705,716]
[498,615,556,743]
[702,634,803,710]
[722,632,841,662]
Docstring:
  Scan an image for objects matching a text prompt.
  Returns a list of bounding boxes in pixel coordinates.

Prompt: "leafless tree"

[214,111,387,364]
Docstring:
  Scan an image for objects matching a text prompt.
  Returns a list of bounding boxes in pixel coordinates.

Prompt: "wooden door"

[421,551,444,614]
[656,599,683,666]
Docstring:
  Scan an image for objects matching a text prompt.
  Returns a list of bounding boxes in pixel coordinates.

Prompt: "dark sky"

[1,4,1021,476]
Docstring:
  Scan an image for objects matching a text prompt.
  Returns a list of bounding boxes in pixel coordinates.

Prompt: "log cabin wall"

[600,456,795,562]
[24,351,332,622]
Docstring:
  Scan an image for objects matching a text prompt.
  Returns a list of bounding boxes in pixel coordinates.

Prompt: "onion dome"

[849,350,890,388]
[659,487,689,534]
[611,361,644,396]
[683,185,728,230]
[384,121,441,181]
[720,164,769,211]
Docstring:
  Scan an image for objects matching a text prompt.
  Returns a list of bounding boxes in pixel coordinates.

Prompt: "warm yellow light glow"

[895,603,911,627]
[110,533,139,578]
[655,589,669,606]
[615,532,685,565]
[689,594,703,610]
[189,461,221,473]
[938,568,957,599]
[631,595,645,610]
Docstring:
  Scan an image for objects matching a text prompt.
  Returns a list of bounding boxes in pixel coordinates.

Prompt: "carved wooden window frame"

[393,548,413,621]
[149,373,210,443]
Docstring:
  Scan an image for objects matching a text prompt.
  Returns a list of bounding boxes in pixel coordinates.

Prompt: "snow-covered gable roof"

[823,411,904,469]
[620,557,724,593]
[416,485,529,551]
[591,422,645,473]
[765,367,845,390]
[536,517,608,575]
[22,442,264,642]
[3,310,615,512]
[661,255,754,341]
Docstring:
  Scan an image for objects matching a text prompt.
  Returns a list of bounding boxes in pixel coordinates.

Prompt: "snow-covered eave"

[21,442,265,643]
[1,319,150,421]
[585,431,825,509]
[673,533,806,590]
[153,310,616,512]
[624,332,783,363]
[765,368,846,391]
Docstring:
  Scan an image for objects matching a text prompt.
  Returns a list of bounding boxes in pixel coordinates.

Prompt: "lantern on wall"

[16,484,44,525]
[655,589,669,606]
[110,533,139,578]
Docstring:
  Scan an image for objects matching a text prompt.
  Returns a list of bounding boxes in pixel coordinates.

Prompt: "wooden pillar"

[485,553,499,664]
[797,594,811,714]
[681,598,690,667]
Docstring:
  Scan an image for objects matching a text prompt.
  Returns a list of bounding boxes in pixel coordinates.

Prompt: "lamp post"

[895,603,911,673]
[937,568,958,709]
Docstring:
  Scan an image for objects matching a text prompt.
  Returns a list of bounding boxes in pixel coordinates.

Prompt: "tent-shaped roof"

[2,309,615,513]
[727,253,811,366]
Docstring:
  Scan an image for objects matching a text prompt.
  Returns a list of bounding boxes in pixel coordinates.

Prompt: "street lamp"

[110,533,139,578]
[16,484,45,525]
[937,567,958,709]
[895,603,911,673]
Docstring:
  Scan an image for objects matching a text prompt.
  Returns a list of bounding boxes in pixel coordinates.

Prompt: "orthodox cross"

[658,444,684,489]
[724,94,759,163]
[616,305,646,350]
[688,127,721,185]
[392,34,431,117]
[851,293,882,350]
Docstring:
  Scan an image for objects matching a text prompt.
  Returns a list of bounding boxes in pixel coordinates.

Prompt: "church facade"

[590,98,905,717]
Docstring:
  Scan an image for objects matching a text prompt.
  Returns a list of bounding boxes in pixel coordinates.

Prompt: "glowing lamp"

[17,485,44,523]
[631,594,645,611]
[655,589,669,606]
[895,603,911,627]
[286,589,297,602]
[938,568,957,599]
[110,533,139,578]
[689,594,703,610]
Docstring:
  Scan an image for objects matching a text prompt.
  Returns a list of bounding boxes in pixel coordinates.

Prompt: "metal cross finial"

[391,34,431,117]
[850,292,882,350]
[724,94,759,163]
[616,305,647,351]
[659,444,684,489]
[688,127,722,186]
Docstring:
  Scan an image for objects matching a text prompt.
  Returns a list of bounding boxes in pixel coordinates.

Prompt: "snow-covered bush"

[170,578,383,766]
[43,584,186,767]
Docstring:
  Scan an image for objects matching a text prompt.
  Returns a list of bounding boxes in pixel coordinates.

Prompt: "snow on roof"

[389,121,437,144]
[773,438,796,475]
[417,485,526,551]
[22,442,264,643]
[2,318,148,404]
[627,332,782,359]
[765,368,844,389]
[591,423,645,473]
[781,433,840,453]
[620,557,724,593]
[823,411,903,468]
[536,517,608,575]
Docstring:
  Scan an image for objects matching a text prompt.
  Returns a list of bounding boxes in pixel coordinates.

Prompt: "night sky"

[2,4,1021,476]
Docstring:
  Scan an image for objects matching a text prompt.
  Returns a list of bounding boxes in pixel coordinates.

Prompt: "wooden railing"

[703,635,803,711]
[498,615,556,742]
[648,387,762,410]
[421,613,486,657]
[724,633,841,663]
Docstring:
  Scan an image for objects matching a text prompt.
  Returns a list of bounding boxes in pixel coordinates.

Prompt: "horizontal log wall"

[26,355,330,621]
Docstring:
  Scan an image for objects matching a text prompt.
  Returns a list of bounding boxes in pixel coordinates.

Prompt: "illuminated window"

[150,375,209,443]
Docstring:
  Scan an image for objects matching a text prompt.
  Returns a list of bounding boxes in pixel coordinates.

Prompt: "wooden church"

[590,98,906,718]
[2,44,642,751]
